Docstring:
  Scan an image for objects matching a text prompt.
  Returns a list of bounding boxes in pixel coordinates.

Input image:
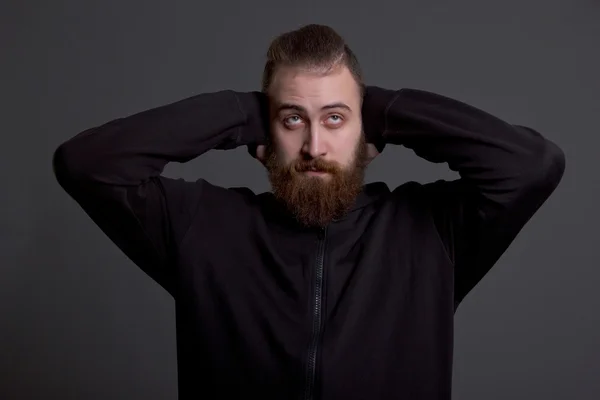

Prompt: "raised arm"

[362,86,566,306]
[53,89,268,294]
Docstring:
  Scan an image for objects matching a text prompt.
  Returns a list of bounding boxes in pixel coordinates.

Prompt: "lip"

[303,170,329,176]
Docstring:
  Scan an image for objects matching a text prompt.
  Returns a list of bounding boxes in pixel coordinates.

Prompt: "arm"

[53,89,268,295]
[362,86,566,307]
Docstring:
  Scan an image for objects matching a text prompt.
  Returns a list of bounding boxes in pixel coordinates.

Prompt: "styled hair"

[261,24,364,96]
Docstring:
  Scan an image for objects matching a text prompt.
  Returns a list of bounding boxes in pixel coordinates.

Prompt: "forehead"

[269,65,361,111]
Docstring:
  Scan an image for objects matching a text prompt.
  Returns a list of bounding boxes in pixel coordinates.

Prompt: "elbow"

[524,138,566,196]
[52,143,75,186]
[539,139,565,189]
[514,125,566,188]
[52,139,91,186]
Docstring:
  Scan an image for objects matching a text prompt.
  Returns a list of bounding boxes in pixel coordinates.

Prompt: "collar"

[257,181,390,230]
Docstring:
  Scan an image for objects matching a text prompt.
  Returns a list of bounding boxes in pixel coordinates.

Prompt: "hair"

[261,24,364,96]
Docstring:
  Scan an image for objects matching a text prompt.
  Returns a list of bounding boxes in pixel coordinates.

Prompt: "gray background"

[2,0,598,399]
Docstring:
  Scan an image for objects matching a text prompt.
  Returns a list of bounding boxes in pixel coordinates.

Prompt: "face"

[263,64,368,228]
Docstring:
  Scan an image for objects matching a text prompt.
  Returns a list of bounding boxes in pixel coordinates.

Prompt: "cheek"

[332,136,359,166]
[271,138,299,165]
[272,130,304,157]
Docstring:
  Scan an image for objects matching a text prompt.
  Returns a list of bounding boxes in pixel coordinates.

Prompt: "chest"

[175,205,453,325]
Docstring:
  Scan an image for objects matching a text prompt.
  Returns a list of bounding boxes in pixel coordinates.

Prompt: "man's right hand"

[245,90,271,163]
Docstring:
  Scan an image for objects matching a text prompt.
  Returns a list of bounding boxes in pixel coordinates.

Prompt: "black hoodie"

[53,86,565,400]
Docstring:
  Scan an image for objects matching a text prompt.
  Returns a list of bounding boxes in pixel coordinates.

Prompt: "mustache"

[292,158,341,174]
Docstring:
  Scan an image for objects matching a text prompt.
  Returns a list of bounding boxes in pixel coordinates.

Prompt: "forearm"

[362,86,565,306]
[363,86,565,200]
[53,89,267,186]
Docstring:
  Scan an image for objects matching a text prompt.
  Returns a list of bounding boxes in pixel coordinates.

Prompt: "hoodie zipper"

[304,227,327,400]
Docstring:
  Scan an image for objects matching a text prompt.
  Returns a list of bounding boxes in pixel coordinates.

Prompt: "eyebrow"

[276,102,352,114]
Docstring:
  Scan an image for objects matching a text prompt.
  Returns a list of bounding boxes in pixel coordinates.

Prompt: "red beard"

[265,135,368,227]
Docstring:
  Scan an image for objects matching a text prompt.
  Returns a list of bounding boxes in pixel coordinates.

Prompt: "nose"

[302,125,327,159]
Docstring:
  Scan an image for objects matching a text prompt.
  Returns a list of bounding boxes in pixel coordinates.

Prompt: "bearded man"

[53,23,565,400]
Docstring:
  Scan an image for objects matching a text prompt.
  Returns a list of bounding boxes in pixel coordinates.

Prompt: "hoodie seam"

[382,89,403,136]
[233,92,247,146]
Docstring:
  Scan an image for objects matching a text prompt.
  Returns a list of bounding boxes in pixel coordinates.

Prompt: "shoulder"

[388,179,444,206]
[156,176,261,224]
[379,179,472,227]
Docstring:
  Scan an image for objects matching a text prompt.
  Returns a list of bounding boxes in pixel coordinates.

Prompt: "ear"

[255,144,267,165]
[364,143,380,166]
[247,143,268,165]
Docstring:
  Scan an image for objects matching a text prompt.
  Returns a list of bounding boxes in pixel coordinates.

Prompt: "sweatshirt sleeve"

[362,86,566,307]
[52,89,268,295]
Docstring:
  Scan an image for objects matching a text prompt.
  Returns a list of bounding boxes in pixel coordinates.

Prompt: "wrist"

[234,91,270,148]
[361,86,400,152]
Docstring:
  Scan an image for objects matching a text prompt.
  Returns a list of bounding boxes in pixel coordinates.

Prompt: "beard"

[265,134,368,228]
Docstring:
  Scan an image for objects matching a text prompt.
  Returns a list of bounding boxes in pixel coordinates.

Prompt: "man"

[53,24,565,400]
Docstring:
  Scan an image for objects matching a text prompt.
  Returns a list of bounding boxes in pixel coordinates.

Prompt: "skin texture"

[255,64,379,227]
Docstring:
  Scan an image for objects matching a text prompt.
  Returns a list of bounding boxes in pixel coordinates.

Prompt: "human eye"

[283,115,303,128]
[326,114,344,127]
